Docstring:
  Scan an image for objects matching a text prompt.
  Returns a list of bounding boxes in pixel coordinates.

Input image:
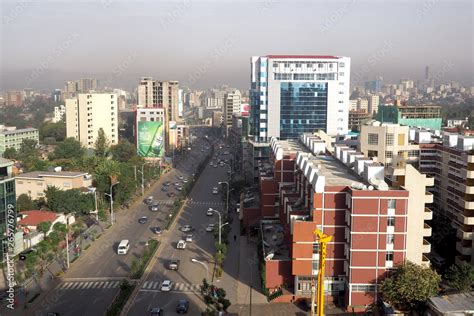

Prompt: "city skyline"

[1,0,473,91]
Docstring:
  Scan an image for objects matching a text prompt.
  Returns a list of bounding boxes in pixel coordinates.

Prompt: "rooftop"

[307,155,360,186]
[261,222,290,261]
[18,210,58,226]
[0,127,38,135]
[16,171,89,179]
[428,291,474,313]
[267,55,340,59]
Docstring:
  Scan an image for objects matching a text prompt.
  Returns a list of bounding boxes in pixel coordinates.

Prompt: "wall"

[265,260,293,290]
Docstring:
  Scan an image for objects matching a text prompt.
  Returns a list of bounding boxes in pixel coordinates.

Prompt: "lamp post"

[89,187,99,221]
[136,163,145,196]
[65,215,70,269]
[105,181,120,226]
[218,181,229,215]
[191,258,209,279]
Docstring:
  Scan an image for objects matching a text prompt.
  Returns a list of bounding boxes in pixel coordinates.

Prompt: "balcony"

[423,223,432,237]
[425,177,435,187]
[467,170,474,178]
[457,213,474,225]
[456,242,472,256]
[424,208,433,220]
[465,201,474,210]
[425,192,434,204]
[468,155,474,164]
[456,228,474,241]
[421,254,430,267]
[422,239,431,254]
[465,184,474,195]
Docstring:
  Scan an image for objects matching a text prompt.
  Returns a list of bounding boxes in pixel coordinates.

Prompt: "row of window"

[274,73,337,81]
[272,62,342,68]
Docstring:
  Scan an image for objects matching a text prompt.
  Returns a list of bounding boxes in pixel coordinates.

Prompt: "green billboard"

[137,121,165,157]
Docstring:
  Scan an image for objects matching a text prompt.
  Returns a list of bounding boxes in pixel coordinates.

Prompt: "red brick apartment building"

[240,134,432,311]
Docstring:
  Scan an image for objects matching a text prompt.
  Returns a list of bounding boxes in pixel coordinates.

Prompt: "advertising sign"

[137,121,165,157]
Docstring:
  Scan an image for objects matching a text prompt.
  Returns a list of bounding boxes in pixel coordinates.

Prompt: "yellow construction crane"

[311,228,333,316]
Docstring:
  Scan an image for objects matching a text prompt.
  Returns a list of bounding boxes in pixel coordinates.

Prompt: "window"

[385,151,393,158]
[388,199,396,209]
[386,251,394,261]
[368,133,379,145]
[312,259,319,271]
[352,284,376,292]
[385,133,394,145]
[339,62,345,68]
[17,180,23,184]
[398,133,405,145]
[63,182,71,188]
[273,63,278,68]
[313,243,320,253]
[387,216,395,227]
[339,72,344,76]
[386,234,394,244]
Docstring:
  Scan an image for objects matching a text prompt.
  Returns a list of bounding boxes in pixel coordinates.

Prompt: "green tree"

[110,140,137,162]
[2,147,18,160]
[445,262,474,292]
[381,261,440,311]
[39,121,66,142]
[94,128,110,157]
[44,186,94,214]
[17,194,37,211]
[50,137,85,160]
[19,139,38,157]
[37,221,52,235]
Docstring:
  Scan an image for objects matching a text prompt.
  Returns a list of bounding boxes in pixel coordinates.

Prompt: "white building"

[65,93,119,148]
[223,90,242,136]
[250,55,351,141]
[137,77,179,122]
[368,94,380,114]
[138,77,157,107]
[53,105,66,123]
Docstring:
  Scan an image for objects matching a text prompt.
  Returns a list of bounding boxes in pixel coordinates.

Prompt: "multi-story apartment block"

[250,55,351,142]
[5,91,25,107]
[418,131,474,265]
[0,127,39,155]
[0,158,16,260]
[359,121,420,166]
[15,170,92,199]
[240,134,432,311]
[137,78,180,122]
[368,94,380,115]
[64,78,99,94]
[65,93,119,148]
[349,110,372,132]
[53,105,66,123]
[223,90,242,136]
[376,104,442,130]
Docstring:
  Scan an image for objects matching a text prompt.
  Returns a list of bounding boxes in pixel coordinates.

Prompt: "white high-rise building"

[368,94,380,114]
[53,105,66,123]
[223,90,241,136]
[250,55,351,141]
[66,93,118,148]
[137,77,179,122]
[138,77,157,107]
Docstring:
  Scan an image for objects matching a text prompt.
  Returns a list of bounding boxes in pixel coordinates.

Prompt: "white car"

[206,224,215,232]
[181,225,193,232]
[183,179,188,183]
[206,208,215,216]
[177,240,187,249]
[212,187,218,194]
[161,280,172,292]
[185,234,193,242]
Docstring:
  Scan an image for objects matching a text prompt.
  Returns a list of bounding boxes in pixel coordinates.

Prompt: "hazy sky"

[1,0,473,91]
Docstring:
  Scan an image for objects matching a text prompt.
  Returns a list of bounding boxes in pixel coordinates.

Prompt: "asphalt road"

[22,127,215,316]
[127,144,232,315]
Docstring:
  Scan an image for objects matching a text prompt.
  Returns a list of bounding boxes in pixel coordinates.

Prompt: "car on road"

[138,216,148,224]
[176,186,182,191]
[212,187,219,194]
[185,234,193,242]
[174,182,180,186]
[178,175,184,180]
[161,186,168,192]
[176,240,187,249]
[19,248,36,260]
[167,192,176,197]
[206,208,215,216]
[176,299,190,314]
[149,204,159,212]
[117,240,130,255]
[145,196,153,204]
[213,164,218,168]
[161,280,172,292]
[164,181,171,186]
[168,259,180,270]
[181,225,193,232]
[183,178,188,183]
[151,227,162,235]
[149,307,163,316]
[206,224,215,232]
[224,151,229,155]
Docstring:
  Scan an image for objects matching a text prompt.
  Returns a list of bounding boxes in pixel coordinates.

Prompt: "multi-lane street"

[126,142,231,315]
[23,127,216,316]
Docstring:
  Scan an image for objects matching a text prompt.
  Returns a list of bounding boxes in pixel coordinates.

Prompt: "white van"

[117,240,130,255]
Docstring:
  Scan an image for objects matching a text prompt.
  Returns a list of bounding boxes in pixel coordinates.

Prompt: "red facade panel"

[323,226,346,243]
[293,221,317,242]
[394,217,406,233]
[352,233,378,249]
[351,216,378,233]
[323,210,346,226]
[265,260,293,289]
[326,259,345,276]
[292,259,312,275]
[351,251,377,267]
[350,292,376,309]
[323,192,347,209]
[292,243,312,259]
[350,268,376,283]
[326,243,344,258]
[352,199,379,215]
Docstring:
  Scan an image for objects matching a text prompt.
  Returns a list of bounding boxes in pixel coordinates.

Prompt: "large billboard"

[137,121,165,157]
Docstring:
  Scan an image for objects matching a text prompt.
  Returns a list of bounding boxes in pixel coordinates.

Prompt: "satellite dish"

[369,178,389,191]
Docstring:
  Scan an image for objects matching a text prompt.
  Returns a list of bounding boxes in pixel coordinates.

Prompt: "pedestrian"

[233,234,237,242]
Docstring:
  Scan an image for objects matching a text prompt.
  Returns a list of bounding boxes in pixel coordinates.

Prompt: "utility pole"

[136,163,145,196]
[105,182,120,226]
[65,216,70,269]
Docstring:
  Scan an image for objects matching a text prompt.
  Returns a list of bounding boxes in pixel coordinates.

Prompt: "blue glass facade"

[280,82,328,139]
[0,179,15,258]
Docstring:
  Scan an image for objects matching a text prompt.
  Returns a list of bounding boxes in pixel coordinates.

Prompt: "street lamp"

[88,187,99,221]
[218,181,229,215]
[191,258,209,279]
[104,181,120,226]
[136,163,145,196]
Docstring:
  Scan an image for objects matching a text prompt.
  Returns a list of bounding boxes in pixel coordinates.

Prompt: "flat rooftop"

[16,171,89,179]
[261,222,290,261]
[308,155,361,186]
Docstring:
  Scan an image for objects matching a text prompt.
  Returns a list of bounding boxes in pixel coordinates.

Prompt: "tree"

[2,147,18,160]
[445,262,474,292]
[37,221,52,235]
[39,121,66,142]
[19,139,38,157]
[110,140,137,162]
[44,186,94,214]
[49,137,85,160]
[381,261,440,311]
[17,194,37,211]
[94,128,110,157]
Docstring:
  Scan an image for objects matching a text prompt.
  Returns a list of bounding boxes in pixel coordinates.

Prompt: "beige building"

[359,121,420,166]
[15,170,92,198]
[368,94,380,114]
[137,78,180,122]
[66,93,119,148]
[0,127,39,155]
[223,90,241,136]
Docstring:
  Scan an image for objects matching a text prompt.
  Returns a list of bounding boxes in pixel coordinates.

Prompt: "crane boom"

[311,228,333,316]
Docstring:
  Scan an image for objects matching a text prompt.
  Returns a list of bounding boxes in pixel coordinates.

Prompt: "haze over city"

[1,0,473,91]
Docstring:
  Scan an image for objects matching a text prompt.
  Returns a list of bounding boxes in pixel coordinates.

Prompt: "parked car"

[178,176,184,180]
[181,225,193,232]
[176,186,182,191]
[174,182,180,186]
[168,259,180,270]
[149,307,163,316]
[176,240,187,249]
[206,224,215,232]
[206,208,215,216]
[176,299,190,314]
[212,187,219,194]
[161,280,172,292]
[167,192,176,197]
[149,204,159,212]
[151,227,162,235]
[19,248,36,260]
[185,234,193,242]
[145,196,153,204]
[161,186,168,192]
[138,216,148,224]
[164,181,171,186]
[183,179,188,183]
